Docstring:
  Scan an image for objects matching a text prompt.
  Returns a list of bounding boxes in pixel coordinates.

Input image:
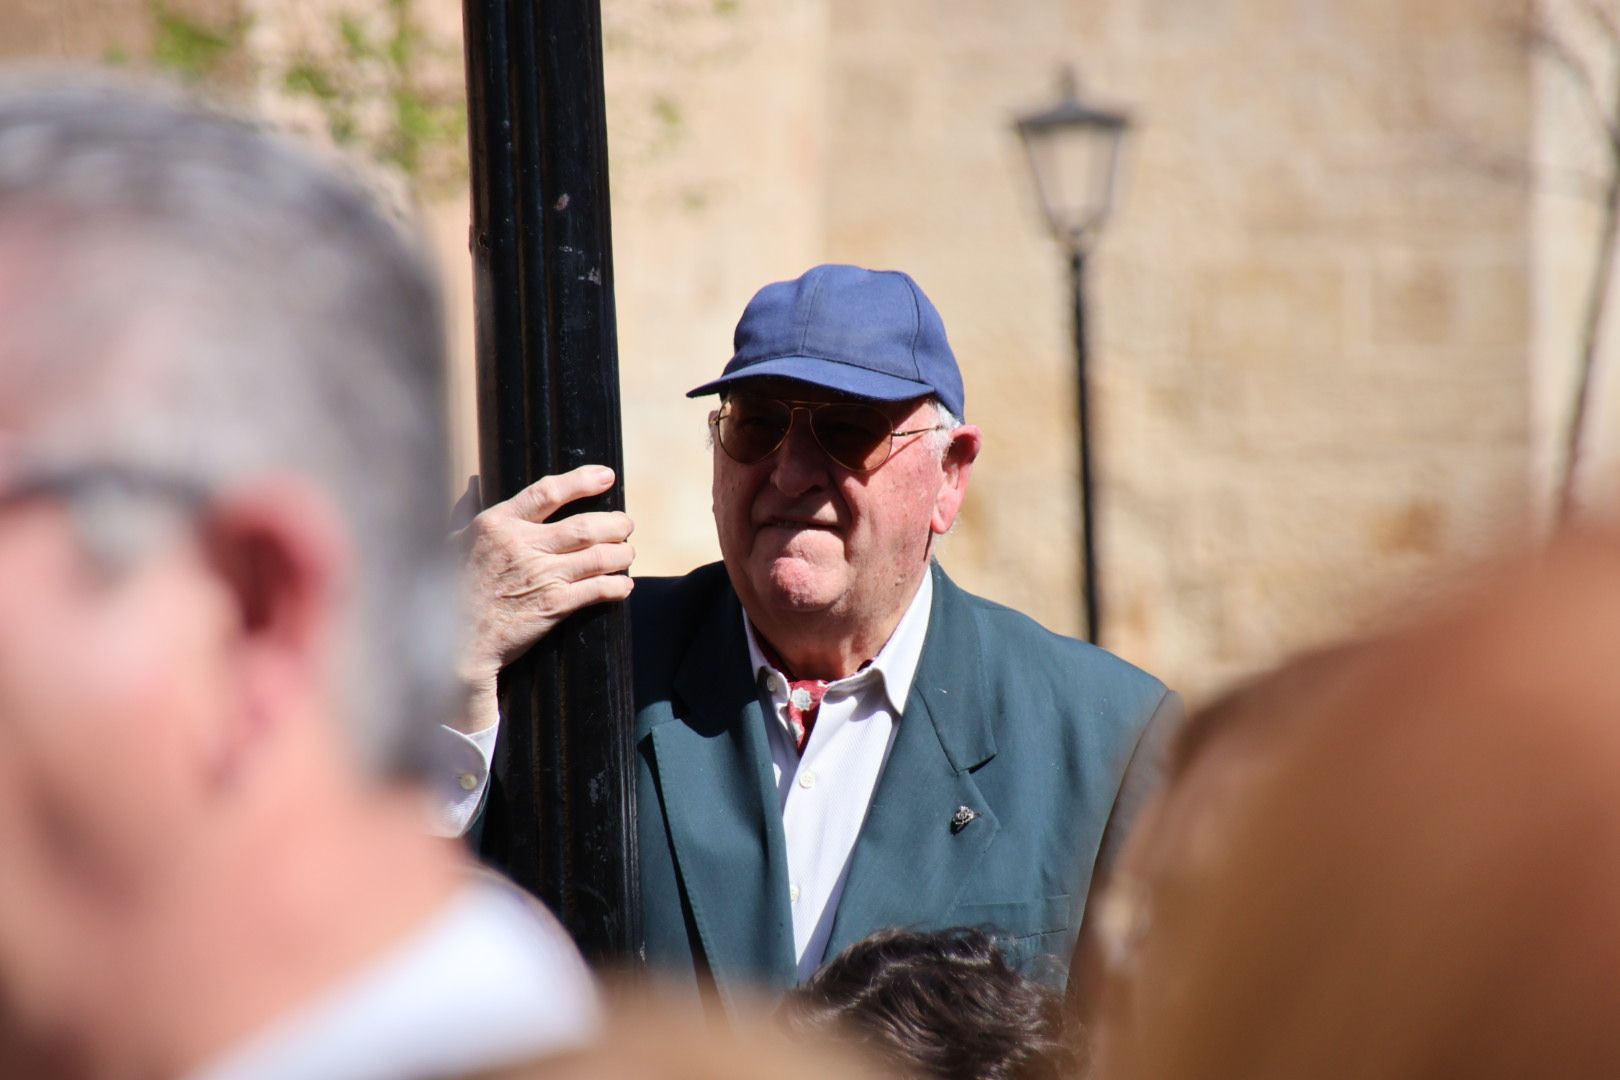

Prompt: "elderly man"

[447,264,1178,1008]
[0,79,595,1079]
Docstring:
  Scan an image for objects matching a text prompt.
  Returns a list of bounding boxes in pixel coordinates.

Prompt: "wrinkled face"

[711,378,977,641]
[0,453,232,1019]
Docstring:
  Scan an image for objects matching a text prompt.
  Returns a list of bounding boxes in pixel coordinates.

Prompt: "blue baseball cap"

[686,264,966,418]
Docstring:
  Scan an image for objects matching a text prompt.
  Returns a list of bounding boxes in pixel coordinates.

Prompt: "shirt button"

[790,884,801,903]
[457,772,479,792]
[798,770,817,789]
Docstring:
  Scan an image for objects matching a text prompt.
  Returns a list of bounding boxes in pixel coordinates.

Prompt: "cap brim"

[686,355,936,403]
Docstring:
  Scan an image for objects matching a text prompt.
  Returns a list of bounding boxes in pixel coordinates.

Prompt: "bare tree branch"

[1516,3,1620,517]
[1435,132,1620,207]
[1516,2,1620,145]
[1583,0,1620,56]
[1540,163,1616,200]
[1584,0,1620,163]
[1557,166,1620,521]
[1525,16,1620,146]
[1434,129,1614,200]
[1555,1,1620,517]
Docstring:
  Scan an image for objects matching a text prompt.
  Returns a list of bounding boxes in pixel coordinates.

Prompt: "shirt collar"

[186,879,597,1080]
[742,566,934,717]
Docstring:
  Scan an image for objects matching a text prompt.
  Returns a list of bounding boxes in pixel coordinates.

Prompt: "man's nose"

[768,409,830,497]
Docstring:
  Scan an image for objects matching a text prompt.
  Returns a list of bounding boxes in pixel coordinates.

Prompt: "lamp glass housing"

[1015,90,1129,253]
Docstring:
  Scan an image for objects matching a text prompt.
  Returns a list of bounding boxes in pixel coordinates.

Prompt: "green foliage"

[117,0,466,197]
[338,14,371,59]
[283,62,339,102]
[150,2,251,82]
[652,95,684,132]
[601,0,745,212]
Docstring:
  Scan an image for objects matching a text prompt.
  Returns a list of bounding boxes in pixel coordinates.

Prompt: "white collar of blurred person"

[187,874,598,1080]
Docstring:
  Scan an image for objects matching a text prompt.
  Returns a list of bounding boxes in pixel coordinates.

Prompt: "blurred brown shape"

[465,984,887,1080]
[1087,529,1620,1080]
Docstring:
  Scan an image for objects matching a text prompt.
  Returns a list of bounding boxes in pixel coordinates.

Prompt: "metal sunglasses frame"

[708,395,947,473]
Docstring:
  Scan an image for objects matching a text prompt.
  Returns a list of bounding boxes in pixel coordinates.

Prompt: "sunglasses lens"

[716,396,791,463]
[715,396,897,471]
[811,404,894,471]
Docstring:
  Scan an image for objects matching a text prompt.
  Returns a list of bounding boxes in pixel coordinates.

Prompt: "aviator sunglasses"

[710,392,946,474]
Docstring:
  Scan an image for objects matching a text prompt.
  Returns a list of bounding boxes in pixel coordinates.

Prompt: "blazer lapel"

[822,563,1000,961]
[650,585,796,1002]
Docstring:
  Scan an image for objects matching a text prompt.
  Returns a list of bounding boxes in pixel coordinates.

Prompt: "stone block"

[1459,259,1531,347]
[1136,0,1238,44]
[1369,252,1459,348]
[1190,260,1350,359]
[1,0,176,63]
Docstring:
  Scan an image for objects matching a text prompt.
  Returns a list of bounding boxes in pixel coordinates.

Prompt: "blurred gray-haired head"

[0,72,461,778]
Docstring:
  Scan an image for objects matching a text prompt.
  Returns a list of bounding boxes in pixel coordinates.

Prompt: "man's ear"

[931,425,982,536]
[194,480,350,786]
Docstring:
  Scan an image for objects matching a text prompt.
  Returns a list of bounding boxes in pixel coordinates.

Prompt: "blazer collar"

[819,561,1001,960]
[653,581,797,1003]
[912,560,997,772]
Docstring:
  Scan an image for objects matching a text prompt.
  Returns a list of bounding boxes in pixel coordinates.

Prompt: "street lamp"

[1013,66,1130,645]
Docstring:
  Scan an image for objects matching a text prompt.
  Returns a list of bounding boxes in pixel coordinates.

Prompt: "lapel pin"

[950,806,978,833]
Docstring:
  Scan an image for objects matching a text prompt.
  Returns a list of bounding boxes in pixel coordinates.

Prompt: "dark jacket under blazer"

[630,560,1180,1011]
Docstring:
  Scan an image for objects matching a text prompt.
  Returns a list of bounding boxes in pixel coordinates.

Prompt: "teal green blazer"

[630,561,1179,1010]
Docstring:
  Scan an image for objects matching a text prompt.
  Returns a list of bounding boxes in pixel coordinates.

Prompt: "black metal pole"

[461,0,640,963]
[1072,249,1100,644]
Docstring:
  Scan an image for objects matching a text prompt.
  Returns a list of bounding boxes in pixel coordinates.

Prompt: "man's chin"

[758,554,843,614]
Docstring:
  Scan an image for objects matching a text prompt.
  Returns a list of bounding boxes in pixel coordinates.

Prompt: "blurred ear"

[194,480,350,787]
[931,425,981,535]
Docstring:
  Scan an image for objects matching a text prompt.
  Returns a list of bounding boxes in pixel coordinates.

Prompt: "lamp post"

[1014,67,1130,646]
[462,0,640,963]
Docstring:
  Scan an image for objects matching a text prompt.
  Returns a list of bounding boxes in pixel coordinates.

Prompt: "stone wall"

[590,0,1541,700]
[0,0,1564,704]
[814,0,1533,697]
[602,0,830,569]
[0,0,161,63]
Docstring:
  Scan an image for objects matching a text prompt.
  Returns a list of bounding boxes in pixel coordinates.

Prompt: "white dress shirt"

[745,569,931,980]
[437,572,935,983]
[433,722,500,838]
[189,877,599,1080]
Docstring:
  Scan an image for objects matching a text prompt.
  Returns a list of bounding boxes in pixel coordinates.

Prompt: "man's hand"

[453,465,635,732]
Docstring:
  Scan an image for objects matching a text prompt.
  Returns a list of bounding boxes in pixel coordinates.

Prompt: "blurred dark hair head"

[781,927,1075,1080]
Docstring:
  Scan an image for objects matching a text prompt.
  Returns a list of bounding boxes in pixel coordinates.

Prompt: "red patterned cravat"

[756,634,840,756]
[785,678,830,754]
